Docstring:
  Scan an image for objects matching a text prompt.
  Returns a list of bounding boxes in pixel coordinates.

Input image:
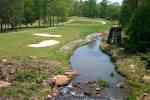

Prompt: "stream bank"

[100,42,150,99]
[53,37,130,100]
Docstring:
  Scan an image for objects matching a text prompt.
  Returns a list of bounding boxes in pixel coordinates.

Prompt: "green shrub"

[14,69,47,82]
[26,83,41,91]
[98,80,108,88]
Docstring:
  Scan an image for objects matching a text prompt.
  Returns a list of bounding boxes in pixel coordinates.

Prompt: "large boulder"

[52,75,70,86]
[64,70,79,78]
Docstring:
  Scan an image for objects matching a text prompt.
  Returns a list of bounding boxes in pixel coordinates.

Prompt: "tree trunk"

[57,16,59,27]
[39,17,41,27]
[11,24,14,30]
[50,13,52,27]
[7,24,9,30]
[135,0,138,8]
[0,24,2,32]
[19,24,21,29]
[48,16,50,27]
[26,24,28,28]
[44,16,46,27]
[8,24,10,30]
[5,24,7,31]
[53,16,55,27]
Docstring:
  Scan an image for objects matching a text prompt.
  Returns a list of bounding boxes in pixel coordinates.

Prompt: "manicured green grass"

[0,17,115,63]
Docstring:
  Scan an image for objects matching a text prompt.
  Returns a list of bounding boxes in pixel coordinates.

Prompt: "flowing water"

[55,37,130,100]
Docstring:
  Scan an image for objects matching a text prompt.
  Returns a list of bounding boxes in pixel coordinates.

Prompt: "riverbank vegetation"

[101,0,150,99]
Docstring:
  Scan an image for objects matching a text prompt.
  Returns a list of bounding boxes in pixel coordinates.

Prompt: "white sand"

[28,40,60,47]
[33,33,62,37]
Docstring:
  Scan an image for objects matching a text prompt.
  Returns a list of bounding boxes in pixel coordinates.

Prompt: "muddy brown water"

[54,37,130,100]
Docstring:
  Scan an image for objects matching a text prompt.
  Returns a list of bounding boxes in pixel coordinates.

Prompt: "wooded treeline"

[0,0,71,31]
[71,0,121,20]
[0,0,121,32]
[120,0,150,52]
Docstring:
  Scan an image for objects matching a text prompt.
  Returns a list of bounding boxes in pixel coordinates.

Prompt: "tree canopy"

[0,0,69,31]
[120,0,150,52]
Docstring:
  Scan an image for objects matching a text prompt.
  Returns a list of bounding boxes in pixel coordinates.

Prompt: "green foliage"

[70,0,121,20]
[23,0,36,25]
[120,0,134,28]
[83,0,98,18]
[9,0,24,27]
[98,0,108,18]
[14,69,47,82]
[98,80,108,87]
[120,0,150,52]
[58,67,66,74]
[125,0,150,52]
[7,89,20,97]
[55,0,68,22]
[127,87,150,100]
[0,0,70,31]
[26,83,41,91]
[0,82,44,99]
[105,3,121,20]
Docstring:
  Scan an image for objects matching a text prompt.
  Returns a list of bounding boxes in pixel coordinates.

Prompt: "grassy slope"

[0,17,115,63]
[0,17,116,99]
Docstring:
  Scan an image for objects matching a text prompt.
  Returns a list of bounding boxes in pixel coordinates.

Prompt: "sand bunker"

[28,40,60,47]
[33,33,62,37]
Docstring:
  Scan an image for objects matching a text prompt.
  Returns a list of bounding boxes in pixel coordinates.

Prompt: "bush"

[98,80,108,87]
[125,0,150,52]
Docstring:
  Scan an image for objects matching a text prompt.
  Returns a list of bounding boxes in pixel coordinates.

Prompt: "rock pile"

[49,81,103,100]
[43,70,79,87]
[0,57,62,88]
[59,39,87,55]
[59,33,101,55]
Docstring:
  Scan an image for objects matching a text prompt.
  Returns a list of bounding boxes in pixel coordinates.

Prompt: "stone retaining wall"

[59,33,99,56]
